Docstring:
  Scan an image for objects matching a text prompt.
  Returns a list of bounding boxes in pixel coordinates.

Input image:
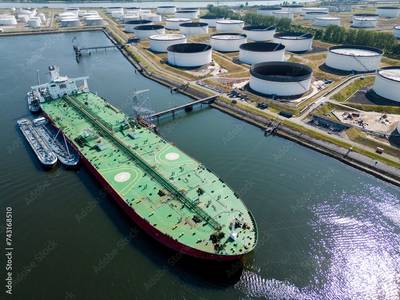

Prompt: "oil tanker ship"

[31,66,257,260]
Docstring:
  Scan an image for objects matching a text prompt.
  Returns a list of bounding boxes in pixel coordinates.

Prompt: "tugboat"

[33,117,79,168]
[27,90,41,113]
[17,118,58,168]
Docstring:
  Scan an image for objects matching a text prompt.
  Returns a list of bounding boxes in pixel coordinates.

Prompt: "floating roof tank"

[273,32,313,52]
[325,45,383,72]
[376,6,400,18]
[124,19,152,32]
[142,13,162,23]
[281,4,304,13]
[313,16,340,27]
[216,19,244,33]
[249,61,313,97]
[243,25,276,41]
[304,11,329,20]
[352,14,379,28]
[257,6,282,16]
[157,5,176,15]
[273,11,294,20]
[372,66,400,102]
[199,15,224,27]
[149,33,187,52]
[178,22,208,36]
[239,42,285,65]
[133,24,165,39]
[302,7,329,15]
[176,10,199,19]
[210,33,247,52]
[165,17,190,30]
[167,43,212,67]
[85,16,104,26]
[60,18,80,27]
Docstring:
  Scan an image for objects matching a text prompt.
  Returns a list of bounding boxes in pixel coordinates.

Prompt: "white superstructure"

[325,45,383,72]
[243,25,276,41]
[239,42,285,65]
[165,17,190,30]
[134,24,165,39]
[149,34,187,52]
[352,14,378,28]
[273,32,313,52]
[314,16,340,27]
[210,33,247,52]
[178,22,208,36]
[372,67,400,102]
[249,62,312,97]
[167,43,212,67]
[216,19,244,33]
[377,6,400,18]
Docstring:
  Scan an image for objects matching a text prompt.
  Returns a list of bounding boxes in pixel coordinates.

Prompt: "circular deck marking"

[114,172,131,183]
[165,152,180,161]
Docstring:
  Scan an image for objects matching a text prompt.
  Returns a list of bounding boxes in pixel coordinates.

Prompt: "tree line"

[206,5,400,58]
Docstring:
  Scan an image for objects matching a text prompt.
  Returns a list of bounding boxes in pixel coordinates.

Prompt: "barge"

[32,66,257,260]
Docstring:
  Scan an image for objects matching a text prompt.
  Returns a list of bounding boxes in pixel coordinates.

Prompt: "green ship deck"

[41,92,257,257]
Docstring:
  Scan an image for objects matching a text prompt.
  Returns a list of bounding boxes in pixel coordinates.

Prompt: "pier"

[73,44,125,62]
[150,95,219,121]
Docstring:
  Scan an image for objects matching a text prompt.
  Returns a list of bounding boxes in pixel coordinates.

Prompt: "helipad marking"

[165,152,180,161]
[114,172,131,183]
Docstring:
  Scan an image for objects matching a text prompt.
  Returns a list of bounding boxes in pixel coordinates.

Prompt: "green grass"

[332,77,375,102]
[346,103,400,114]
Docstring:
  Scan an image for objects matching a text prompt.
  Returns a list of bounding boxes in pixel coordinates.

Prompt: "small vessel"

[33,117,80,167]
[26,91,41,113]
[33,117,80,168]
[17,118,58,168]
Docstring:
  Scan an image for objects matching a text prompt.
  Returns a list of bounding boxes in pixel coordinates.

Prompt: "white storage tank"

[125,7,140,15]
[249,61,313,97]
[210,33,247,52]
[167,43,212,68]
[314,16,340,27]
[176,10,199,19]
[199,15,224,27]
[28,17,41,28]
[0,15,17,26]
[178,22,208,36]
[239,42,285,65]
[302,7,329,16]
[372,66,400,102]
[60,18,80,27]
[257,6,282,16]
[142,14,162,23]
[325,45,383,72]
[59,12,77,19]
[123,14,140,23]
[243,25,276,41]
[216,19,244,33]
[281,4,304,14]
[149,33,187,52]
[304,11,329,20]
[157,5,176,15]
[124,19,152,33]
[273,11,294,20]
[377,6,400,18]
[273,32,313,52]
[134,24,165,39]
[352,14,379,28]
[85,16,104,26]
[165,17,190,30]
[394,25,400,38]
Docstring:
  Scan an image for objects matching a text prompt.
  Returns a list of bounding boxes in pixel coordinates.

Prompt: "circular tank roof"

[200,15,223,19]
[243,25,276,31]
[167,42,211,53]
[166,17,190,22]
[282,4,304,7]
[274,32,313,40]
[258,6,281,11]
[158,5,176,8]
[377,6,400,9]
[149,33,186,41]
[251,61,312,82]
[134,24,164,30]
[329,45,383,56]
[305,11,328,15]
[125,19,151,25]
[177,10,198,13]
[316,16,340,20]
[378,66,400,82]
[216,19,244,24]
[240,42,285,52]
[179,22,208,27]
[353,13,379,17]
[211,33,247,40]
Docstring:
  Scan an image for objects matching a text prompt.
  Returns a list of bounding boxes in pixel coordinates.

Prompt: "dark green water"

[1,31,399,300]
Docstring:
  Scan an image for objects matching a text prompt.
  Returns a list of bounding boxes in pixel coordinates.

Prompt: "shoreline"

[2,27,399,186]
